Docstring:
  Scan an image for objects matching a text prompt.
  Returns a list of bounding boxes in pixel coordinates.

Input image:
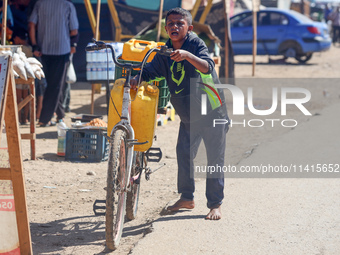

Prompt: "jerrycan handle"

[133,39,156,49]
[156,42,166,47]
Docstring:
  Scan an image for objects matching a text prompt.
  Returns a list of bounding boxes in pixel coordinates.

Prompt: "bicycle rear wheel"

[106,129,128,250]
[126,151,143,220]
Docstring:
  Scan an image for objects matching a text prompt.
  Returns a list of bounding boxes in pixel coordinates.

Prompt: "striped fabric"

[29,0,79,55]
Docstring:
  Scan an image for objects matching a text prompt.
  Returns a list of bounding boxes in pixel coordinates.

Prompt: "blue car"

[230,8,331,63]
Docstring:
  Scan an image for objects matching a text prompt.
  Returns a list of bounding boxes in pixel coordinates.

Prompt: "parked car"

[230,8,331,63]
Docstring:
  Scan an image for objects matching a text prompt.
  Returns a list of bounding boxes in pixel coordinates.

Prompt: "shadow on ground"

[234,60,316,66]
[30,214,157,254]
[36,131,57,139]
[31,215,106,254]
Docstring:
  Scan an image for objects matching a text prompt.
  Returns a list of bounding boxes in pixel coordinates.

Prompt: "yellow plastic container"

[122,39,165,62]
[108,78,159,152]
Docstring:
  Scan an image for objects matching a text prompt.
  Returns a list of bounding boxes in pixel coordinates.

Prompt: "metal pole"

[156,0,164,42]
[1,0,8,45]
[252,10,257,77]
[95,0,101,40]
[223,0,230,78]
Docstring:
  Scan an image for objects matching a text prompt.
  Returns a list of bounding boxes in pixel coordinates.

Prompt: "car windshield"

[289,10,313,23]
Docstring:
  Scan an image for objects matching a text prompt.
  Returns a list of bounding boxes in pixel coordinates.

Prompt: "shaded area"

[31,215,106,254]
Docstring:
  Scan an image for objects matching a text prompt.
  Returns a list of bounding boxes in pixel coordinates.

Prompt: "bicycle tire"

[106,129,128,250]
[126,151,143,220]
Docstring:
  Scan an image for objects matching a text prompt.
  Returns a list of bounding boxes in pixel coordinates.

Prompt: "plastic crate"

[65,129,109,162]
[154,79,170,108]
[114,58,170,108]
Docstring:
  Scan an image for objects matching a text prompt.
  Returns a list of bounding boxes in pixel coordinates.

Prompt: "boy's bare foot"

[205,206,222,220]
[167,199,195,212]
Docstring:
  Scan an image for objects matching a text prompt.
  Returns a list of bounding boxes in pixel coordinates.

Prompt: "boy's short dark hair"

[166,7,192,26]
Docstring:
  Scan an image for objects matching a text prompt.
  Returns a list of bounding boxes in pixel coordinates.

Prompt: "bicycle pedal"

[93,199,106,216]
[146,147,162,162]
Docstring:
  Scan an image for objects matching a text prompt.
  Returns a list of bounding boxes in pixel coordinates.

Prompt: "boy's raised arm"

[171,49,210,74]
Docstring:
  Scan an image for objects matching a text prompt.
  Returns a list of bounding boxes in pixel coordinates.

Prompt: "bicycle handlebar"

[85,38,173,70]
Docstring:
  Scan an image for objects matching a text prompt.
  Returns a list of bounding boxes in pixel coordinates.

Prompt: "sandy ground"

[5,45,340,254]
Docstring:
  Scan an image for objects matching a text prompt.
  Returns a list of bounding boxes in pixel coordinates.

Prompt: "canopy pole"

[199,0,213,24]
[191,0,202,21]
[252,0,260,77]
[1,0,8,45]
[223,0,230,78]
[252,10,257,77]
[84,0,97,37]
[95,0,101,40]
[156,0,164,42]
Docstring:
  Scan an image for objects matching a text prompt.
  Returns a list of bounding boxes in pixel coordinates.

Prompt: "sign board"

[0,181,20,254]
[0,52,32,254]
[0,55,20,255]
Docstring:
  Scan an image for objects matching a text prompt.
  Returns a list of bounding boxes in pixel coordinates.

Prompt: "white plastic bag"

[66,54,76,84]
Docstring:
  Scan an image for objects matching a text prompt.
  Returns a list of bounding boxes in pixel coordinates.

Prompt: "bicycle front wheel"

[106,129,128,250]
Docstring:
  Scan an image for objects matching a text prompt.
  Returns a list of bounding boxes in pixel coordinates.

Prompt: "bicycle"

[86,39,172,250]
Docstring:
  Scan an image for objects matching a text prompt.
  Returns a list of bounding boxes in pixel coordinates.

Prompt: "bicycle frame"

[110,67,135,191]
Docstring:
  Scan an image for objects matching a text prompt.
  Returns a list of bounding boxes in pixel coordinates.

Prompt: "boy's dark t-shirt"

[141,32,228,125]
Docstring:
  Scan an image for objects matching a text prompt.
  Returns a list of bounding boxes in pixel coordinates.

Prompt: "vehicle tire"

[295,53,313,63]
[279,41,302,58]
[106,129,128,250]
[126,151,143,220]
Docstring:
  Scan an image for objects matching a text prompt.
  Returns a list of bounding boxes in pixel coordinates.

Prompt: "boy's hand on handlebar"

[170,49,189,62]
[130,75,139,91]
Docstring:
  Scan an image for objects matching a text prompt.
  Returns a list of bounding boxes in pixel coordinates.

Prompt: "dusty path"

[15,46,340,254]
[131,102,340,255]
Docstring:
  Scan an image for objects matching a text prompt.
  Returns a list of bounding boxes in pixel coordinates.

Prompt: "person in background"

[10,0,29,33]
[0,0,14,28]
[324,3,333,22]
[25,0,45,121]
[328,6,340,44]
[63,0,75,113]
[28,0,79,127]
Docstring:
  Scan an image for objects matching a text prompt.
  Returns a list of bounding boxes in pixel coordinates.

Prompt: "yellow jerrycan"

[108,78,159,152]
[121,39,165,62]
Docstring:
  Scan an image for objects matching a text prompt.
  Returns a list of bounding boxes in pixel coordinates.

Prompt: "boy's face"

[165,14,193,43]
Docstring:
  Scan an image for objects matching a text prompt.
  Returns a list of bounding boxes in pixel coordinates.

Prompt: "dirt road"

[15,46,340,254]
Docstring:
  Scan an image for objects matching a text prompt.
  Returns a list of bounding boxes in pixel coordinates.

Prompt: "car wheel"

[295,53,313,63]
[284,47,297,58]
[279,41,304,59]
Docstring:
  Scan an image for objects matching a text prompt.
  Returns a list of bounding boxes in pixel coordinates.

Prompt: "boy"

[131,7,229,220]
